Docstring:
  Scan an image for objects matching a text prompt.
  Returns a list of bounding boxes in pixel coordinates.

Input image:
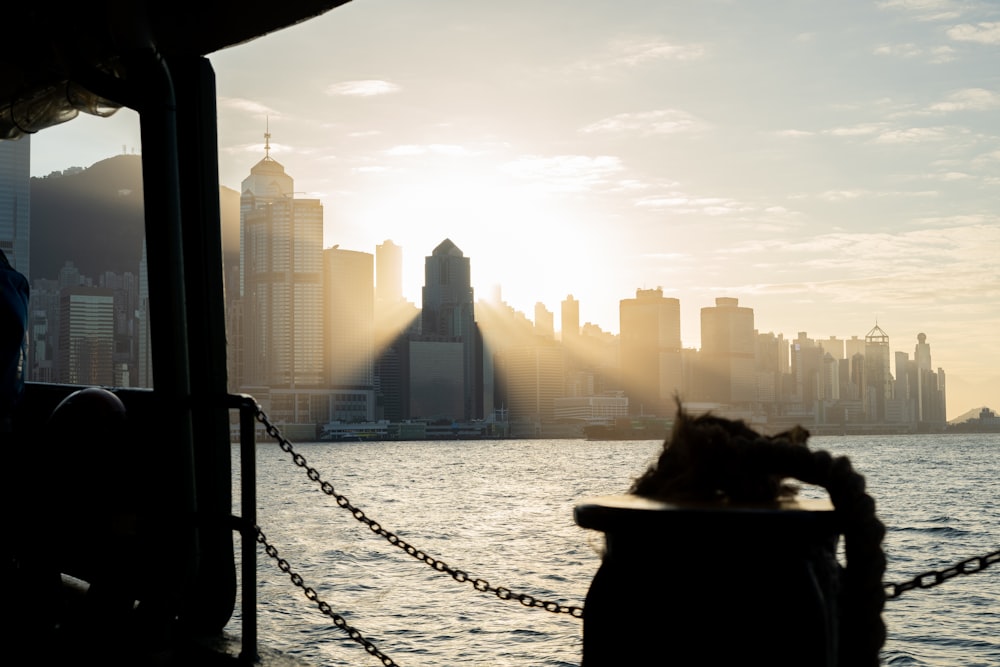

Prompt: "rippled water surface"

[228,434,999,666]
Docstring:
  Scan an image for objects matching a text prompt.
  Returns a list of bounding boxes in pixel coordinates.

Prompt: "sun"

[339,161,605,327]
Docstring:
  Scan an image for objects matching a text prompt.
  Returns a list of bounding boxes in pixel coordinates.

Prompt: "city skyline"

[23,1,1000,418]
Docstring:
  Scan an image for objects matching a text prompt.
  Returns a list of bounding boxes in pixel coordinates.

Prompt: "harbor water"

[229,434,1000,666]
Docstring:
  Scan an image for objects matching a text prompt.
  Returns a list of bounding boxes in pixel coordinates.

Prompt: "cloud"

[874,43,956,64]
[877,0,965,22]
[826,123,884,137]
[384,144,475,157]
[500,155,624,192]
[580,109,705,135]
[326,80,401,97]
[218,97,282,117]
[609,38,706,66]
[947,22,1000,44]
[724,223,1000,306]
[874,126,950,143]
[929,45,958,62]
[817,189,939,201]
[773,129,814,138]
[873,43,923,58]
[573,37,705,74]
[929,88,1000,111]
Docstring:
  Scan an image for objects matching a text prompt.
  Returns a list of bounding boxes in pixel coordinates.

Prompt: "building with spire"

[239,129,326,428]
[864,323,891,422]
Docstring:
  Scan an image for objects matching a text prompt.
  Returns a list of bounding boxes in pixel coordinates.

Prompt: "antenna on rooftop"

[264,116,271,159]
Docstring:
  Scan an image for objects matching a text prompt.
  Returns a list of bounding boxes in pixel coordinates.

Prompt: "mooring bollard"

[575,494,840,667]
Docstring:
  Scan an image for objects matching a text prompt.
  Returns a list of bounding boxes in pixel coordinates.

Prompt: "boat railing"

[229,392,260,663]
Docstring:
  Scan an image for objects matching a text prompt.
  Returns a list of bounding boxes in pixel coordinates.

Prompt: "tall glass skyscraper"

[240,135,325,396]
[420,238,476,420]
[0,136,30,279]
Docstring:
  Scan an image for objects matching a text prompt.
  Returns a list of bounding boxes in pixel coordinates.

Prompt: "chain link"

[254,405,586,619]
[884,549,1000,600]
[256,527,400,667]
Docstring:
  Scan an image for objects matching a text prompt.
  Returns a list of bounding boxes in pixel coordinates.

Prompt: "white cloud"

[580,109,705,135]
[773,129,814,138]
[383,144,475,157]
[218,97,282,117]
[874,126,950,143]
[929,45,957,62]
[573,37,705,74]
[609,38,706,66]
[826,123,884,137]
[877,0,965,22]
[947,22,1000,44]
[326,80,401,97]
[873,43,923,57]
[819,189,869,201]
[929,88,1000,111]
[500,155,624,192]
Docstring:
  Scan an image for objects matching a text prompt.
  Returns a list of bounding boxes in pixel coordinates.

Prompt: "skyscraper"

[0,136,30,279]
[561,295,580,343]
[419,238,477,419]
[864,323,891,422]
[240,133,325,424]
[700,297,755,405]
[324,246,375,421]
[914,332,945,423]
[375,239,403,305]
[59,286,114,385]
[619,287,681,416]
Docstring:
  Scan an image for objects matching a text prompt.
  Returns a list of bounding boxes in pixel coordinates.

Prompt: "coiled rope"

[630,403,886,667]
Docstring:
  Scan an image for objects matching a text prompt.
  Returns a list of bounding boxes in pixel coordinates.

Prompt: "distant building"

[863,323,892,422]
[59,286,114,385]
[419,239,477,420]
[409,338,465,420]
[534,302,554,339]
[496,340,565,425]
[700,297,755,405]
[619,287,681,416]
[240,133,326,425]
[375,239,403,304]
[324,247,375,421]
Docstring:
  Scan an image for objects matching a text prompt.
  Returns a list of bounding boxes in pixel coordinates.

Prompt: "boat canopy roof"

[0,0,352,139]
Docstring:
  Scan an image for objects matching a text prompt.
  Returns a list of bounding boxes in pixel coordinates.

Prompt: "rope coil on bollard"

[628,402,886,667]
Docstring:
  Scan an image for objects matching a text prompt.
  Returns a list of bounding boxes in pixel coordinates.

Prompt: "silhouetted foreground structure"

[576,406,886,667]
[2,2,353,664]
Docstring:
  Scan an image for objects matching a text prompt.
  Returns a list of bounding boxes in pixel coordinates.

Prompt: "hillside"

[948,406,995,425]
[30,155,239,284]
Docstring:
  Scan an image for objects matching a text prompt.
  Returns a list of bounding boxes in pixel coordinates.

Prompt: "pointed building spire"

[264,116,271,159]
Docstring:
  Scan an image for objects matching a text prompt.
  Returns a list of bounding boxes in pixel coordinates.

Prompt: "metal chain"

[253,404,585,619]
[884,549,1000,600]
[255,526,399,667]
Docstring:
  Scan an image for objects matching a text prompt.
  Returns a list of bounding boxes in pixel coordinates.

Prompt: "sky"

[30,0,1000,419]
